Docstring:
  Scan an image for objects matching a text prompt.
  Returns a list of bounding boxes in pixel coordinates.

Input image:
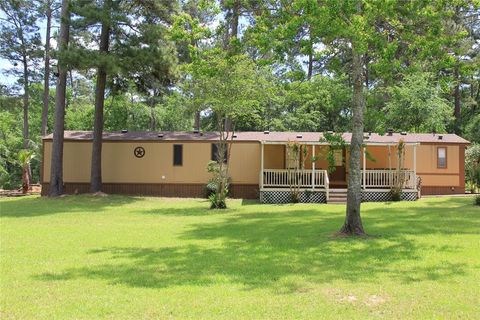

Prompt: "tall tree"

[69,0,179,192]
[49,0,70,196]
[39,0,59,136]
[185,51,268,208]
[89,0,111,193]
[0,0,42,148]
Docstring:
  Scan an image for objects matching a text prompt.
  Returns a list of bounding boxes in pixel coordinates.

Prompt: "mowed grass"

[0,195,479,319]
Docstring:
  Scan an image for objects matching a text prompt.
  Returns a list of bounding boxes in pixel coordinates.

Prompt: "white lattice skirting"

[362,190,418,202]
[260,190,327,204]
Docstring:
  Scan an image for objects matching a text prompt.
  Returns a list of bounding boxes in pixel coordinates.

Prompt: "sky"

[0,11,50,86]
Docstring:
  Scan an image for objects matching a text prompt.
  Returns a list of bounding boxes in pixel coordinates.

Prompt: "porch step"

[327,189,348,204]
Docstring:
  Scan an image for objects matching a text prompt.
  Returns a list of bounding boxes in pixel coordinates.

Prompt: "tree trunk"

[453,65,461,134]
[194,111,200,131]
[41,2,52,137]
[22,165,30,194]
[49,0,70,197]
[22,56,29,148]
[22,54,33,185]
[231,1,239,41]
[90,6,110,193]
[307,26,313,80]
[340,43,366,236]
[149,97,156,131]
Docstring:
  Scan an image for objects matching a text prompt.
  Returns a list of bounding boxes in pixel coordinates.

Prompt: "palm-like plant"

[17,149,35,194]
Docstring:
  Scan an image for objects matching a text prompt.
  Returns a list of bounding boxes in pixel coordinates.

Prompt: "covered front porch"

[259,141,419,203]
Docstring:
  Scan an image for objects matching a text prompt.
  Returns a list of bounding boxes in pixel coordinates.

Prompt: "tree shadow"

[34,198,478,291]
[0,195,139,218]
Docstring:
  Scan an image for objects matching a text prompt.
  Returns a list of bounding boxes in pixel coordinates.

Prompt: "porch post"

[413,144,417,189]
[388,144,392,186]
[311,144,315,190]
[363,146,366,190]
[260,142,264,190]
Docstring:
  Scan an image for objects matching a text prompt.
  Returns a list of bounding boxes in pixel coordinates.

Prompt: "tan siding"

[264,145,285,169]
[229,143,260,184]
[42,139,464,191]
[420,174,460,187]
[43,141,260,184]
[43,141,52,182]
[304,145,329,170]
[415,145,459,174]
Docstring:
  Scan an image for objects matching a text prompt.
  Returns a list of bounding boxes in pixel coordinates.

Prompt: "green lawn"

[1,195,479,319]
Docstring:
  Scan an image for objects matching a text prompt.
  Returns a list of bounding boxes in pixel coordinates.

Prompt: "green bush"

[475,195,480,206]
[208,192,227,209]
[390,188,402,202]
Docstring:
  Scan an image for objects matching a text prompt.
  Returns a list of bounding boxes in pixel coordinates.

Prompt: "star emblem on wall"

[134,146,145,158]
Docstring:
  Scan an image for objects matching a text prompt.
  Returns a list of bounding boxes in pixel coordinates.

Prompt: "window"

[211,143,228,162]
[437,147,447,168]
[173,144,183,166]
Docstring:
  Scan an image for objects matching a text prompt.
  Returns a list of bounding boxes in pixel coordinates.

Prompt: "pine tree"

[0,0,42,148]
[49,0,70,196]
[69,0,179,193]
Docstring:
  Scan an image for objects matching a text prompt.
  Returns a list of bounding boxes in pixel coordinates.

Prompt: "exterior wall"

[42,138,466,198]
[263,144,285,169]
[304,145,329,170]
[43,140,261,185]
[417,144,465,195]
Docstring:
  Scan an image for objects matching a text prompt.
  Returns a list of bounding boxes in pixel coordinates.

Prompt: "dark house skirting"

[421,186,465,195]
[41,183,259,199]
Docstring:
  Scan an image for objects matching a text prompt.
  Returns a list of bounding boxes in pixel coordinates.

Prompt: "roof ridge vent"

[193,129,200,134]
[296,134,303,139]
[158,133,164,138]
[400,131,407,135]
[121,129,128,133]
[438,135,443,140]
[264,130,270,134]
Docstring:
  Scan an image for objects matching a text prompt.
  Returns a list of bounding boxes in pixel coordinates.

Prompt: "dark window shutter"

[211,143,218,161]
[211,143,228,163]
[173,144,183,166]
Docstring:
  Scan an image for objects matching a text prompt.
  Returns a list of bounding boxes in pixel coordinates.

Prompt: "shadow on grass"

[35,198,478,291]
[0,195,139,218]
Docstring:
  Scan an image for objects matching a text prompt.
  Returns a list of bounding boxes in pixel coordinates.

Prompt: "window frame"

[173,144,183,166]
[437,147,447,169]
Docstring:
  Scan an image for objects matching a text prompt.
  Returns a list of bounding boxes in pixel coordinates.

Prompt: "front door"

[329,148,346,182]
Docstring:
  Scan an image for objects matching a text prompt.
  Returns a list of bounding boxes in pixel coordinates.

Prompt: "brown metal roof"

[42,130,470,144]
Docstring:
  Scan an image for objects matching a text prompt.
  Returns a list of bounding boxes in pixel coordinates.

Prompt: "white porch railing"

[262,169,416,190]
[363,170,416,189]
[263,169,327,188]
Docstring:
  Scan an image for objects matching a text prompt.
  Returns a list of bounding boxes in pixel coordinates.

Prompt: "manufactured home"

[41,131,469,203]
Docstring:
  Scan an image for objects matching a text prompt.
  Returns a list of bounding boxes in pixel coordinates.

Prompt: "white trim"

[260,187,327,192]
[311,144,315,190]
[262,141,420,146]
[363,188,418,192]
[260,142,264,189]
[363,146,366,190]
[413,144,417,185]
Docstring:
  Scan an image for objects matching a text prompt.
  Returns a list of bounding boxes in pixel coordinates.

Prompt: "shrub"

[208,192,227,209]
[205,181,217,198]
[290,192,300,203]
[475,195,480,206]
[390,188,402,201]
